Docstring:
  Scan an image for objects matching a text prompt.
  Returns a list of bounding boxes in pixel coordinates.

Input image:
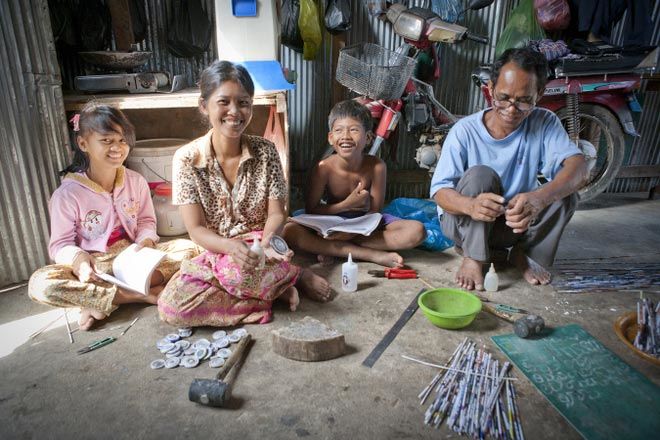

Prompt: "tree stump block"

[271,316,345,361]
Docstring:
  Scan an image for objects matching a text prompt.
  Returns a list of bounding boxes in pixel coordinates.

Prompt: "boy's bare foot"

[279,286,300,311]
[78,308,106,331]
[510,247,551,285]
[297,269,334,302]
[371,251,404,268]
[317,254,335,266]
[455,257,484,291]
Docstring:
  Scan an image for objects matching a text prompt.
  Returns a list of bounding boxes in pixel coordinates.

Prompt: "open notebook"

[290,213,382,238]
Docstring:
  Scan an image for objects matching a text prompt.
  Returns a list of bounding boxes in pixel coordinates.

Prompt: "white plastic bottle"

[484,263,499,292]
[250,238,265,269]
[341,253,358,292]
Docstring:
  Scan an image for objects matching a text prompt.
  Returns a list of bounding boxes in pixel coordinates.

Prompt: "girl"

[157,61,332,327]
[28,103,199,330]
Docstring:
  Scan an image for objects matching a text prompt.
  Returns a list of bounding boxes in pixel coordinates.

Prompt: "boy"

[283,100,425,267]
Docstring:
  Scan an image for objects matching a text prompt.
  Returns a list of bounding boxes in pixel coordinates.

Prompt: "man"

[430,48,588,291]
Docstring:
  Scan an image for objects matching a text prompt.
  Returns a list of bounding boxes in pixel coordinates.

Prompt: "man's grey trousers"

[440,165,578,267]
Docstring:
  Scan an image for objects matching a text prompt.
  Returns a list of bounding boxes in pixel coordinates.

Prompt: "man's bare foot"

[510,247,551,285]
[317,254,335,266]
[78,308,106,331]
[279,286,300,311]
[455,257,485,291]
[297,269,334,302]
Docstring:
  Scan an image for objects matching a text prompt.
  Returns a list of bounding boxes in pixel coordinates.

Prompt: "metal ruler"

[362,288,425,368]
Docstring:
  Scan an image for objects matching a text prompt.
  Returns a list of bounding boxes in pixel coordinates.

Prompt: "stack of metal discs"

[150,328,249,370]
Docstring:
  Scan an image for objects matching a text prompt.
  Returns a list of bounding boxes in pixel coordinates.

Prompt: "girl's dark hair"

[60,102,135,176]
[491,48,549,91]
[328,99,373,132]
[198,60,255,102]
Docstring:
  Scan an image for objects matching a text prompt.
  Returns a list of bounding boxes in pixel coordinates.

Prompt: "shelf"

[63,88,288,111]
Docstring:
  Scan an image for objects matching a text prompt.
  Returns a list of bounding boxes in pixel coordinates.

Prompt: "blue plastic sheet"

[383,198,453,252]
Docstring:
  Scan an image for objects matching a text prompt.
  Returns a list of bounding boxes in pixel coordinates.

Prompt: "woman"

[158,61,332,327]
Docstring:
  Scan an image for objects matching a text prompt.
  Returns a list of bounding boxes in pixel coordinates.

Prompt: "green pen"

[77,336,116,355]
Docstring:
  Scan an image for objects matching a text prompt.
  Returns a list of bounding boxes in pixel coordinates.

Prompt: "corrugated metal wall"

[0,0,70,286]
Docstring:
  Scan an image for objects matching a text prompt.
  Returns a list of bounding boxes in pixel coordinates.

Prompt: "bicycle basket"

[336,43,416,100]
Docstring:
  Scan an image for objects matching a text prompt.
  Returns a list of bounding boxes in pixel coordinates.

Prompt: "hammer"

[188,333,252,407]
[480,301,545,339]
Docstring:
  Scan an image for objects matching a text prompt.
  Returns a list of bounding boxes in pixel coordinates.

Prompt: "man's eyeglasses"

[492,97,535,112]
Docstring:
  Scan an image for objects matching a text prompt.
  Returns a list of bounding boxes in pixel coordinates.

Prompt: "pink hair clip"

[69,113,80,132]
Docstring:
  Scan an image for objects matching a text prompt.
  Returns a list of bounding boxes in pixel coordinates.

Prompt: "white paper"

[97,244,165,295]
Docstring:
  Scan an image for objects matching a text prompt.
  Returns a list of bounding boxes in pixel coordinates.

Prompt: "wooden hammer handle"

[481,303,515,323]
[216,334,252,381]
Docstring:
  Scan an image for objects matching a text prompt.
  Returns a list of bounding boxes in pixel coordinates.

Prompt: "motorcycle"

[333,0,493,157]
[472,48,656,201]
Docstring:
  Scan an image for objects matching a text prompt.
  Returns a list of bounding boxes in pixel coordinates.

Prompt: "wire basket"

[336,43,416,100]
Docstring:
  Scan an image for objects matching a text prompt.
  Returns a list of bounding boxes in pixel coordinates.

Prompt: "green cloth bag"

[299,0,323,60]
[495,0,546,58]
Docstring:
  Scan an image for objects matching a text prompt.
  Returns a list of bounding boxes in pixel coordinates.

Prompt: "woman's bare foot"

[279,286,300,311]
[455,257,485,291]
[297,269,334,302]
[317,254,335,266]
[510,247,551,285]
[78,308,107,331]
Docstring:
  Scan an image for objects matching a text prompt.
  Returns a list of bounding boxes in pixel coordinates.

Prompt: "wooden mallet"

[188,334,252,407]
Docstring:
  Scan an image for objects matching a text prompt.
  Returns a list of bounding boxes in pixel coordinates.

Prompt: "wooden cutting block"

[271,316,345,361]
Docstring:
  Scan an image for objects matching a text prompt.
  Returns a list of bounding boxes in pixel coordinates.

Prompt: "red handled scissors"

[368,268,418,279]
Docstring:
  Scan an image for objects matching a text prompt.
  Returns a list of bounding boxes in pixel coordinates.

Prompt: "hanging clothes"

[568,0,653,46]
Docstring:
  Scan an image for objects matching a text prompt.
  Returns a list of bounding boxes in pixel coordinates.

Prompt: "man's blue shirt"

[430,107,582,214]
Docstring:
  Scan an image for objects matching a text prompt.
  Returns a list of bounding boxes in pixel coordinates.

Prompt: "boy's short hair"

[328,100,373,132]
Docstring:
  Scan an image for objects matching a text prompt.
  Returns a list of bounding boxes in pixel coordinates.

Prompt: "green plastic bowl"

[418,288,482,329]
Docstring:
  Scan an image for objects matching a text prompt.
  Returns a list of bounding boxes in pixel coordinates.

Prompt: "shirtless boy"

[283,100,425,267]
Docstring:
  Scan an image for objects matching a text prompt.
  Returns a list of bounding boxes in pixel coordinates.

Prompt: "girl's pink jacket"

[48,166,159,264]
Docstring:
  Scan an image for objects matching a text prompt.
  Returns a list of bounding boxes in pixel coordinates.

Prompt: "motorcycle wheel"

[556,104,626,202]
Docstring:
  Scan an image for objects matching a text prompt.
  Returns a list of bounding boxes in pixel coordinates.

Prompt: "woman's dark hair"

[491,48,549,91]
[60,102,135,176]
[198,60,255,102]
[328,99,373,132]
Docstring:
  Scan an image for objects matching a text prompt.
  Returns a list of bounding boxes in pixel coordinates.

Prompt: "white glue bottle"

[250,237,265,269]
[484,263,499,292]
[341,253,358,292]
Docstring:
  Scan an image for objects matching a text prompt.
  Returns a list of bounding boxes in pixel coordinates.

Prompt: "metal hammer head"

[188,378,231,407]
[513,314,545,339]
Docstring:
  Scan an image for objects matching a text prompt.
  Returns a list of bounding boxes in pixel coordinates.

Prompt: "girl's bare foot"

[279,286,300,311]
[297,269,334,302]
[455,257,485,291]
[78,308,107,331]
[510,247,551,285]
[144,285,165,305]
[115,285,164,305]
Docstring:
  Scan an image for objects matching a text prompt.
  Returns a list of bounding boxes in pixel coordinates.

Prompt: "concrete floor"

[1,193,659,440]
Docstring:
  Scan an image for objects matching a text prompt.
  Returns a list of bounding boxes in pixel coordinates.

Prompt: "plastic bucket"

[125,138,189,187]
